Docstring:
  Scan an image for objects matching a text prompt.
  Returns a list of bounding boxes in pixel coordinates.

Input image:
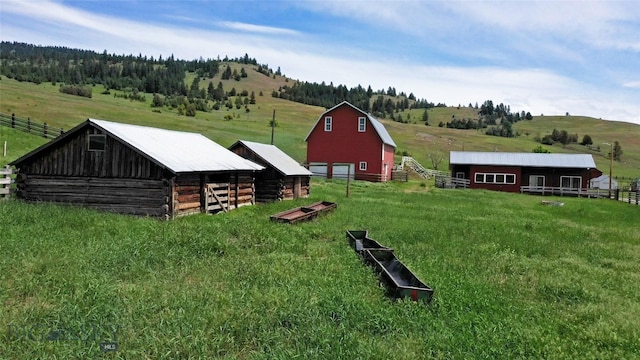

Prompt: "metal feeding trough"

[346,230,433,304]
[346,230,393,254]
[270,201,337,224]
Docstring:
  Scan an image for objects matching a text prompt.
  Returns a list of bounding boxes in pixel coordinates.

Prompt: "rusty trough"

[270,201,337,223]
[346,230,434,304]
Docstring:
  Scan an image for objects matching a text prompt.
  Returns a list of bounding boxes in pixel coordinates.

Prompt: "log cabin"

[229,140,312,201]
[10,119,264,219]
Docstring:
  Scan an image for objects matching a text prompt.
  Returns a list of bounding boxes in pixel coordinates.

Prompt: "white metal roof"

[304,101,397,147]
[231,140,313,176]
[450,151,597,168]
[90,119,264,173]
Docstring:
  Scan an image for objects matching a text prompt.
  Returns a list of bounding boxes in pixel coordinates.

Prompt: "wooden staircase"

[400,156,446,179]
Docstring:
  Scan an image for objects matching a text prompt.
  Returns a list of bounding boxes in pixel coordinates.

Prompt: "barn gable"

[304,101,396,147]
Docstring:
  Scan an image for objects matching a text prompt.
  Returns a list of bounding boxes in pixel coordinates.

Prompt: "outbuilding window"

[474,172,516,184]
[561,176,582,190]
[359,162,367,171]
[88,134,106,152]
[324,117,332,131]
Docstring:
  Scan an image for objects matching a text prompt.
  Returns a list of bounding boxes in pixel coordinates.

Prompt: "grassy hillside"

[2,180,639,358]
[1,73,638,179]
[0,126,48,167]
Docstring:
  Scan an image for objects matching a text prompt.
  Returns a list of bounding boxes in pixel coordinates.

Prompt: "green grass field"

[2,179,639,358]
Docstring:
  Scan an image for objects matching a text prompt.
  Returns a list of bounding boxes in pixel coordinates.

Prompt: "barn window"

[358,117,366,132]
[324,117,332,131]
[88,134,106,152]
[475,173,484,183]
[359,162,367,171]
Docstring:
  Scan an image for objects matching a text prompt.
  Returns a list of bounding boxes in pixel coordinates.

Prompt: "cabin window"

[88,134,106,152]
[324,117,332,131]
[359,162,367,171]
[358,117,366,132]
[474,172,516,184]
[561,176,582,190]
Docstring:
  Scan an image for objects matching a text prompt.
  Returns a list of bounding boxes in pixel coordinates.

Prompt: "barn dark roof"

[11,119,264,173]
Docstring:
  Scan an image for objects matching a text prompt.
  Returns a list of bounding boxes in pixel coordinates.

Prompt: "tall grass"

[1,179,639,358]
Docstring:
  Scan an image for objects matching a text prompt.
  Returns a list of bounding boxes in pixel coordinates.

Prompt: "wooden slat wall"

[228,173,255,210]
[15,175,170,218]
[173,172,257,216]
[19,128,164,179]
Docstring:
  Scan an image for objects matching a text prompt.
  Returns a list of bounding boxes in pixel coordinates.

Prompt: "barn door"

[332,163,355,180]
[205,182,230,213]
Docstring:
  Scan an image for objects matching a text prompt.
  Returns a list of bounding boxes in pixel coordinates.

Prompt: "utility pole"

[603,141,613,199]
[609,141,613,199]
[270,110,276,145]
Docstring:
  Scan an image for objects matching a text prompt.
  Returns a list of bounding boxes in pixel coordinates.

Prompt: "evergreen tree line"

[0,42,264,97]
[273,80,444,117]
[477,100,533,138]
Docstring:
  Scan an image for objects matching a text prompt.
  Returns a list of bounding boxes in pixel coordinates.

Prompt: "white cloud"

[218,22,301,36]
[1,0,638,125]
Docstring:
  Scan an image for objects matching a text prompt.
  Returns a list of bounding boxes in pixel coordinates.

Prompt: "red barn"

[305,101,397,182]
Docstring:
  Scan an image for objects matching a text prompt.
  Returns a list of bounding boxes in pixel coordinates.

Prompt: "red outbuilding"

[449,151,602,195]
[305,101,397,182]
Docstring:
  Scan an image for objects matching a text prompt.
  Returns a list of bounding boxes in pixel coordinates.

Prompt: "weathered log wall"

[15,174,171,218]
[255,176,310,202]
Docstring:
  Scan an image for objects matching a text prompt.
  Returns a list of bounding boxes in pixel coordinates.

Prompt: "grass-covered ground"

[2,179,639,358]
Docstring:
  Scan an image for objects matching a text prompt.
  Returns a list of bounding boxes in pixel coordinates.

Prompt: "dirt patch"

[415,132,437,141]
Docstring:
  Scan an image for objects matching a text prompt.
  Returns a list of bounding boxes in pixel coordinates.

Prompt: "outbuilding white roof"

[231,140,313,176]
[450,151,597,168]
[90,119,264,173]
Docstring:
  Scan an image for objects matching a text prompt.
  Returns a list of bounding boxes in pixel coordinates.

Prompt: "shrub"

[59,85,92,98]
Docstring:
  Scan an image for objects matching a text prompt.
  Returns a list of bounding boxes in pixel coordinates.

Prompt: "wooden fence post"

[11,113,15,128]
[43,123,48,138]
[27,117,31,133]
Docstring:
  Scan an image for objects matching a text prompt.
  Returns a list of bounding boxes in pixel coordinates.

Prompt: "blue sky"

[1,0,639,124]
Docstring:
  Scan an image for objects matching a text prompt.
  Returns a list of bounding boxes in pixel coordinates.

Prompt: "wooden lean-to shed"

[229,140,312,202]
[10,119,264,219]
